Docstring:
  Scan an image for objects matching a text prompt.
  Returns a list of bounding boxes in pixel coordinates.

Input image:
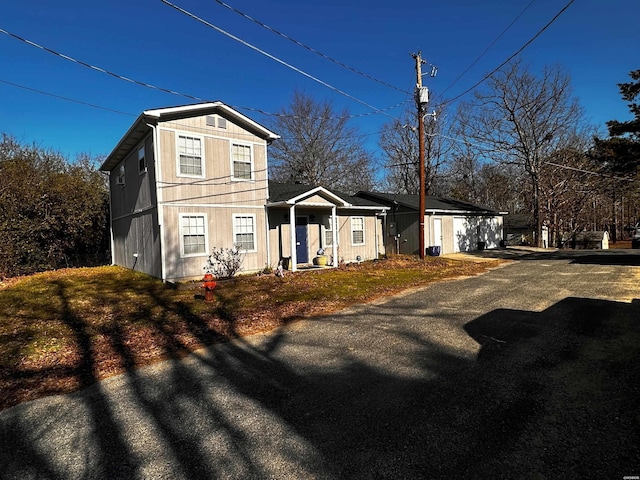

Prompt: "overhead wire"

[0,27,209,103]
[0,78,136,117]
[160,0,401,122]
[0,25,402,122]
[441,0,576,107]
[438,0,537,98]
[210,0,410,95]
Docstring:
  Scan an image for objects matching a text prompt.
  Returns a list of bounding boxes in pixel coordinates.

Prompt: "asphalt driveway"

[1,249,639,479]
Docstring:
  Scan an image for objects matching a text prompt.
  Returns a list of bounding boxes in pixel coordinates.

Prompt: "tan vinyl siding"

[157,125,268,207]
[112,210,162,278]
[109,134,155,220]
[162,205,268,281]
[298,194,335,206]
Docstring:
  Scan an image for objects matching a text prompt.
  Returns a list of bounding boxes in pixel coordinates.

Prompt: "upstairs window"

[117,164,125,186]
[138,145,146,174]
[178,135,203,177]
[231,143,252,180]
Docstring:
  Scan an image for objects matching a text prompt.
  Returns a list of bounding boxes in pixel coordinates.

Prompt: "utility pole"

[413,52,427,259]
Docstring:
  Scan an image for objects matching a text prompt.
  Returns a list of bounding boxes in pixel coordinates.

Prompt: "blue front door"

[296,217,309,263]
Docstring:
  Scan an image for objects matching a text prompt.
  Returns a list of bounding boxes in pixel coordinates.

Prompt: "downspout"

[147,123,166,282]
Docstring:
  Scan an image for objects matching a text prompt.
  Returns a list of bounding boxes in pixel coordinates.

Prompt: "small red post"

[201,273,217,301]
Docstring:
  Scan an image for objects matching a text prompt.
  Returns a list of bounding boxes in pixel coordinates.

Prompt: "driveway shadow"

[2,291,640,479]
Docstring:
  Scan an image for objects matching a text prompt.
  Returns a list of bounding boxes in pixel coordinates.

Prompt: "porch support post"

[289,204,297,272]
[264,205,271,269]
[331,205,338,268]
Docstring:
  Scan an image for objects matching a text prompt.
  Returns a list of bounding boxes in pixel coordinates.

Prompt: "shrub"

[204,245,245,278]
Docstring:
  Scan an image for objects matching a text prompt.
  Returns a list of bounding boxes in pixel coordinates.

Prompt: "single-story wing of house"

[267,181,388,271]
[355,191,507,256]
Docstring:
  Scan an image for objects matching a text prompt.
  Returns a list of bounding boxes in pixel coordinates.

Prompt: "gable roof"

[268,181,387,209]
[100,102,280,172]
[356,191,505,215]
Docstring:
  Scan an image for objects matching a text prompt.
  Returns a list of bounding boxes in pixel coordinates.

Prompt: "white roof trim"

[287,186,351,207]
[144,102,280,140]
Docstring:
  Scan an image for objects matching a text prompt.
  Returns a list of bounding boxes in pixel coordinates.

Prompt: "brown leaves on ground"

[0,256,502,410]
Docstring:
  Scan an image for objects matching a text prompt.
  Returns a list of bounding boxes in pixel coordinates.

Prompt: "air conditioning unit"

[116,176,125,186]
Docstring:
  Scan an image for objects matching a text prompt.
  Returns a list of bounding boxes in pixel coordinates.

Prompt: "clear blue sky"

[1,0,638,163]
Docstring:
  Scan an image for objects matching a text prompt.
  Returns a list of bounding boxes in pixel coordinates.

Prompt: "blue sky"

[1,0,638,163]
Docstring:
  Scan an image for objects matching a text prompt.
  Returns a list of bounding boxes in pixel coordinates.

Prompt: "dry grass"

[0,256,501,410]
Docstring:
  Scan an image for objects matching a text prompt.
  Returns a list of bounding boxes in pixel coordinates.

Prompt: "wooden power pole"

[413,52,427,259]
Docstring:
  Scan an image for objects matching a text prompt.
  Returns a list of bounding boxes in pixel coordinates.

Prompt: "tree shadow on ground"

[1,288,640,479]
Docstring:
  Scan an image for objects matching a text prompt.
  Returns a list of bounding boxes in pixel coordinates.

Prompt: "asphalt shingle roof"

[268,181,383,207]
[355,191,501,214]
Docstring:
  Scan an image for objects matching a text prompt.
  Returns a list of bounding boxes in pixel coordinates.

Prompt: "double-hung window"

[233,215,256,251]
[324,216,334,246]
[351,217,365,245]
[178,135,203,177]
[181,214,207,256]
[231,143,252,180]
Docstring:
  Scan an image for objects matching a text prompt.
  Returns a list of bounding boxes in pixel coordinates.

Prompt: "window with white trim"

[323,216,334,246]
[351,217,365,245]
[231,143,252,180]
[178,135,203,177]
[180,214,207,256]
[138,145,146,174]
[233,214,256,251]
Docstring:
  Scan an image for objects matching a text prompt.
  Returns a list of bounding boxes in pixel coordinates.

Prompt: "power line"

[442,0,575,107]
[0,78,136,117]
[439,0,537,98]
[0,25,401,122]
[0,27,209,103]
[545,161,638,182]
[211,0,410,95]
[161,0,400,121]
[236,99,409,120]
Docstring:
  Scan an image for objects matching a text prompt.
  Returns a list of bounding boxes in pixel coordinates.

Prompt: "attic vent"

[116,175,125,186]
[206,115,216,126]
[217,117,227,129]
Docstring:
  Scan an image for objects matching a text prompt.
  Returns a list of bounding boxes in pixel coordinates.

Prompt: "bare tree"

[268,91,376,194]
[379,105,451,195]
[458,61,585,247]
[540,146,598,246]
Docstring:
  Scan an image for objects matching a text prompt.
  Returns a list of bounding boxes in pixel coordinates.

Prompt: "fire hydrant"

[201,273,217,301]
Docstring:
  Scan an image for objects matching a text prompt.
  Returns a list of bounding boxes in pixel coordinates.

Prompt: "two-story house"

[100,102,387,282]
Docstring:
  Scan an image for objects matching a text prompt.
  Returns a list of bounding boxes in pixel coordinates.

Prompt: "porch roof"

[268,181,388,210]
